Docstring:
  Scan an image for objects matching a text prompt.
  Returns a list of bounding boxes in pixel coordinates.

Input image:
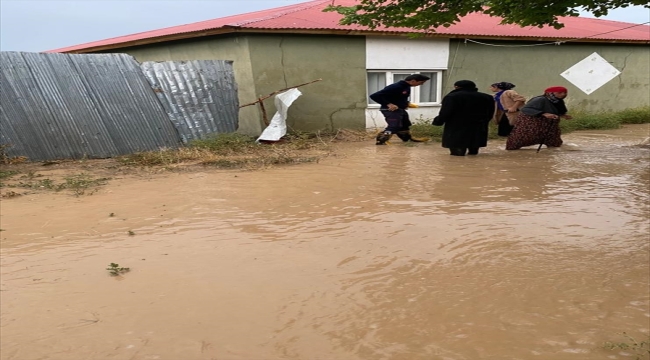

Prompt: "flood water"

[1,125,649,360]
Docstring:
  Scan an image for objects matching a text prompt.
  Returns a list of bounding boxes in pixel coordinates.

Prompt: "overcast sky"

[1,0,649,52]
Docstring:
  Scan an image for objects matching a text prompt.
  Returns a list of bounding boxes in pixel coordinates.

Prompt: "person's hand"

[542,113,559,120]
[561,114,573,120]
[507,107,518,113]
[387,103,398,111]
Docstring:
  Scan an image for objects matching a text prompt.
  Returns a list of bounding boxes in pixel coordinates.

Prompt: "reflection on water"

[1,125,649,360]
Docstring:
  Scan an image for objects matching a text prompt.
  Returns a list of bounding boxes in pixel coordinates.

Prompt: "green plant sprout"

[106,263,130,276]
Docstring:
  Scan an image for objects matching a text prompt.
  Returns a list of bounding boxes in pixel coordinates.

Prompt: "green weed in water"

[17,178,55,190]
[58,174,110,196]
[0,170,19,187]
[106,263,130,276]
[10,172,108,196]
[603,332,650,360]
[0,170,19,180]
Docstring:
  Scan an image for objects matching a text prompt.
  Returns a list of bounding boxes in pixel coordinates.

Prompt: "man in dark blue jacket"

[370,74,430,145]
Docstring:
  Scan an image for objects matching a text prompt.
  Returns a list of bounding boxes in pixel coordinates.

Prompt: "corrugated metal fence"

[141,60,239,143]
[0,52,239,161]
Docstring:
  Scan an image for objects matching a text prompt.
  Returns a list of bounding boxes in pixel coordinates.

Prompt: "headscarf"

[543,86,568,104]
[491,82,516,90]
[544,86,568,93]
[454,80,477,90]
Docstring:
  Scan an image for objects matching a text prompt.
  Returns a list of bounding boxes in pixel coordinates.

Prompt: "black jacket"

[432,88,495,148]
[521,95,568,117]
[369,81,411,109]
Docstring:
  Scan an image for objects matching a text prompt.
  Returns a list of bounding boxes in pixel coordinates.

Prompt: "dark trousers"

[381,109,411,130]
[379,109,413,142]
[498,113,514,137]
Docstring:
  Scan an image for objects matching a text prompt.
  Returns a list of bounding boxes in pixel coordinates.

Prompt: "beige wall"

[446,40,650,112]
[247,34,368,131]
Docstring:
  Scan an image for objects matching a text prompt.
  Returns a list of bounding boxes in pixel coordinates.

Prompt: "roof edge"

[56,28,650,53]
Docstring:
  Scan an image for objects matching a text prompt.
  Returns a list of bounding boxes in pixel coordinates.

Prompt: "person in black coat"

[432,80,496,156]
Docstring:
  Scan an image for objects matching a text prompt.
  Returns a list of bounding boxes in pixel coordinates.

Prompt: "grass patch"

[0,170,19,187]
[617,106,650,124]
[603,332,650,360]
[7,172,109,196]
[0,170,19,180]
[59,173,110,196]
[117,132,333,169]
[561,110,621,132]
[190,132,261,155]
[561,106,649,133]
[410,117,500,141]
[16,178,56,190]
[410,119,444,141]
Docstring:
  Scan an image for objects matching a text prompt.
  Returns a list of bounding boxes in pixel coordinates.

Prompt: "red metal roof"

[50,0,650,53]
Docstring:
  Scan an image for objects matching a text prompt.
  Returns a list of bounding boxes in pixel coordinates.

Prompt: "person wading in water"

[506,86,573,150]
[432,80,495,156]
[370,74,431,145]
[490,81,526,137]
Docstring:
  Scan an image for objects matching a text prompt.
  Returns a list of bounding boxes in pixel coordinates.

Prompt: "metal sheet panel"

[0,52,181,161]
[140,60,239,143]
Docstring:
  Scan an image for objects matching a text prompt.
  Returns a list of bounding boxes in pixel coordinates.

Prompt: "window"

[367,71,442,106]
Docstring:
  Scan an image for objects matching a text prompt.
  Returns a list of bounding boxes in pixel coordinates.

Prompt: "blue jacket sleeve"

[369,83,400,107]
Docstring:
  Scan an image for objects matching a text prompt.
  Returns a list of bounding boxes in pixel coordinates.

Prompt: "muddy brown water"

[1,125,649,360]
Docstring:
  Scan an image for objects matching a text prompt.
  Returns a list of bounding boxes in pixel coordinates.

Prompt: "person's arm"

[432,95,456,126]
[370,83,399,110]
[485,97,497,120]
[552,99,570,119]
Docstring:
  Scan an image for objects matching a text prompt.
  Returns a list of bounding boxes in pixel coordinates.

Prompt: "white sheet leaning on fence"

[257,88,302,142]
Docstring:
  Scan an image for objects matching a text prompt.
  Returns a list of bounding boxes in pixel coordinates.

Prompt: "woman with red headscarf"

[506,86,573,150]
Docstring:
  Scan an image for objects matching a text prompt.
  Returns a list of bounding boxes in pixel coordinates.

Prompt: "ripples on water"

[1,126,648,359]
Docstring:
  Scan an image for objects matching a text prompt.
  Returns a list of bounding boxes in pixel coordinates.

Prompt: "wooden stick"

[239,78,323,108]
[258,97,269,126]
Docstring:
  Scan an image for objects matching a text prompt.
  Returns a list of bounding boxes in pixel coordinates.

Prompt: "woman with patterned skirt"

[506,86,573,150]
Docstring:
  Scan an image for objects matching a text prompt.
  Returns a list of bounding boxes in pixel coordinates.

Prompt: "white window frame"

[366,70,444,108]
